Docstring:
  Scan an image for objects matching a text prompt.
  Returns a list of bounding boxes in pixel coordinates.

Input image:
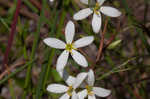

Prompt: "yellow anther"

[93,2,100,15]
[85,85,94,96]
[67,86,74,96]
[95,2,100,7]
[65,43,76,53]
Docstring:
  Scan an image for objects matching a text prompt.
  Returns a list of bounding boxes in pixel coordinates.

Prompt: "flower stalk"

[2,0,22,70]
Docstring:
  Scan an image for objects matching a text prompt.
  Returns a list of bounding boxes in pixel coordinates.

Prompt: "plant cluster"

[44,0,121,99]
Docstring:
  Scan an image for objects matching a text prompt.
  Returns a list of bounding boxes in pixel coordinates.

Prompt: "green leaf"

[107,40,122,49]
[52,68,62,82]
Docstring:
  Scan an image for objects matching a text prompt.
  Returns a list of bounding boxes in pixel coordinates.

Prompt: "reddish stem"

[29,0,42,10]
[96,18,108,62]
[2,0,22,69]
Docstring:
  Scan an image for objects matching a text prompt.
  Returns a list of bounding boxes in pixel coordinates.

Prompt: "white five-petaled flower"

[78,69,111,99]
[47,72,87,99]
[73,0,121,33]
[43,21,94,76]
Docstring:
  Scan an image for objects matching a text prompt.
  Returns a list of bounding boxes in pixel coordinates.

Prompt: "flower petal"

[65,21,75,44]
[88,95,96,99]
[97,0,106,5]
[43,38,66,49]
[78,89,88,99]
[93,87,111,97]
[57,69,69,80]
[100,6,121,17]
[72,91,78,99]
[73,72,87,89]
[87,69,95,86]
[56,50,69,71]
[71,50,88,67]
[92,13,102,33]
[73,8,93,20]
[47,84,68,93]
[80,0,88,5]
[59,93,70,99]
[80,82,87,88]
[74,36,94,48]
[66,76,76,86]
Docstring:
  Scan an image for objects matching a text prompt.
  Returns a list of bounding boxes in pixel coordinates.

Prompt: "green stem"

[23,0,46,98]
[23,0,39,13]
[9,80,16,99]
[0,60,35,84]
[97,58,135,80]
[35,10,67,99]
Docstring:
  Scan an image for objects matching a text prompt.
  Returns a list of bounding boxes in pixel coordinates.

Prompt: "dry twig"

[0,60,25,80]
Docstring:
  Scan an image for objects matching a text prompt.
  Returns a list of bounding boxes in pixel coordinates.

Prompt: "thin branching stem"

[96,18,108,62]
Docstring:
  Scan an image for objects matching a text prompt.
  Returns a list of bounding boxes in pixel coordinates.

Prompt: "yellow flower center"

[65,43,76,53]
[67,86,74,96]
[86,85,94,95]
[93,2,100,15]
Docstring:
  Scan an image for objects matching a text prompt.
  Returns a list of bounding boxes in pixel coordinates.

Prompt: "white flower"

[47,72,87,99]
[43,21,94,76]
[49,0,54,2]
[78,69,111,99]
[73,0,121,33]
